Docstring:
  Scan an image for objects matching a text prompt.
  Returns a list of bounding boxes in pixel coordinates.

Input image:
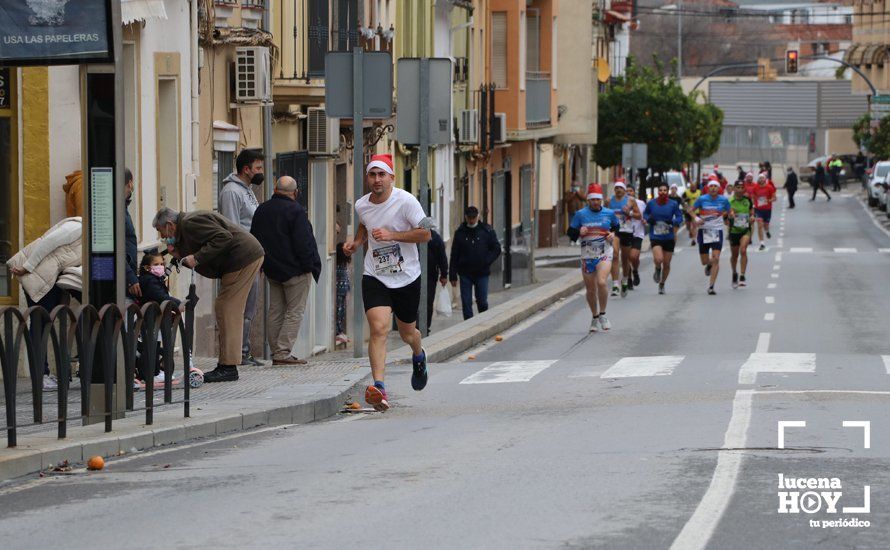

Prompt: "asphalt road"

[2,192,890,549]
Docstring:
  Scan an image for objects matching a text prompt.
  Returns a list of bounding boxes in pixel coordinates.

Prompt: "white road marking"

[767,283,777,289]
[765,296,775,304]
[774,252,782,262]
[755,332,771,353]
[600,355,685,379]
[738,353,816,385]
[771,273,779,279]
[670,390,753,550]
[764,313,775,321]
[834,247,857,253]
[790,247,812,253]
[778,420,806,449]
[460,360,557,384]
[883,355,890,374]
[773,265,780,271]
[879,248,890,254]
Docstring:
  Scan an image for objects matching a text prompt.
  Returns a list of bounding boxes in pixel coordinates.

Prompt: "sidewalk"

[0,266,581,481]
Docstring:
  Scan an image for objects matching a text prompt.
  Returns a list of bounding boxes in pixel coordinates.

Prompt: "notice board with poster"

[0,0,113,65]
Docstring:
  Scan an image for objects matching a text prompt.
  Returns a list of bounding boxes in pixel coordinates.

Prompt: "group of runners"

[568,170,778,332]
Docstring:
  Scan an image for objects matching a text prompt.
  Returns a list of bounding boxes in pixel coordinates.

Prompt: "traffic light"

[785,50,799,74]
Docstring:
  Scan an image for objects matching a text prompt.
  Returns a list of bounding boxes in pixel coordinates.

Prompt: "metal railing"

[526,72,551,128]
[0,285,198,448]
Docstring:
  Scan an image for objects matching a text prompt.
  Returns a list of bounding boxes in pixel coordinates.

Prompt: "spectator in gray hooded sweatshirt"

[219,148,266,367]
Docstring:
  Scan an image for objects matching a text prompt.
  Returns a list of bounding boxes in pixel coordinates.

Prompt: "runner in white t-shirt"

[342,154,431,411]
[625,186,647,289]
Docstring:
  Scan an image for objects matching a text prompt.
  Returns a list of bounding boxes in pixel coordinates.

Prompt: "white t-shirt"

[355,187,427,289]
[631,198,647,239]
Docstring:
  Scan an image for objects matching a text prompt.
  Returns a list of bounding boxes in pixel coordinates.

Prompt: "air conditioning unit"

[459,109,478,144]
[492,112,507,144]
[234,46,272,104]
[308,107,340,156]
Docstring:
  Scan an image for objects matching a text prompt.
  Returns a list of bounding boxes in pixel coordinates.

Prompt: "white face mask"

[467,222,479,228]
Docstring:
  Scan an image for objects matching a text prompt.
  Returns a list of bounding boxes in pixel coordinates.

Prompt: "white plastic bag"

[435,286,452,317]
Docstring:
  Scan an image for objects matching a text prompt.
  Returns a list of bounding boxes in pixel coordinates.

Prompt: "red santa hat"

[366,154,395,175]
[707,174,720,182]
[745,172,754,181]
[613,180,627,190]
[587,183,604,200]
[757,172,767,181]
[706,179,721,189]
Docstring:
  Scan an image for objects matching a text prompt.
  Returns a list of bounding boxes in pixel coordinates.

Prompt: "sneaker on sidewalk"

[589,315,600,333]
[599,314,612,331]
[273,356,308,366]
[411,349,428,391]
[241,354,265,367]
[43,375,58,392]
[204,365,238,383]
[365,385,390,411]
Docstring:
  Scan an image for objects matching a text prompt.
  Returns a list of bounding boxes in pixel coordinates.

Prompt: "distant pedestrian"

[153,207,265,382]
[811,162,831,201]
[763,161,773,181]
[736,166,746,184]
[425,229,449,335]
[124,168,140,303]
[449,206,501,320]
[828,156,843,192]
[219,148,266,367]
[785,166,798,209]
[335,242,351,346]
[250,176,322,366]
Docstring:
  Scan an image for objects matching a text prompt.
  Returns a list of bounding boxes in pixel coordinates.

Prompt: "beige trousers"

[217,257,263,365]
[268,273,312,360]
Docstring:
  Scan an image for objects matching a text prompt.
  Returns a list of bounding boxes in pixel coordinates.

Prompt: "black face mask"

[250,173,264,186]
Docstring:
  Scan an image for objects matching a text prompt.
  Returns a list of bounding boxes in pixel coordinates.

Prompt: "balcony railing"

[526,72,551,128]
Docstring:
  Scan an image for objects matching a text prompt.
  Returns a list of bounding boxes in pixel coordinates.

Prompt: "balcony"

[526,72,551,128]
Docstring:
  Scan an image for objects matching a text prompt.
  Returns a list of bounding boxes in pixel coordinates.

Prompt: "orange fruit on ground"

[468,355,476,360]
[494,335,504,342]
[87,456,104,471]
[348,402,362,410]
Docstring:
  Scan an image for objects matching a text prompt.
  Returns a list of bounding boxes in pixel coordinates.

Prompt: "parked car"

[867,161,890,208]
[664,171,688,197]
[799,155,859,186]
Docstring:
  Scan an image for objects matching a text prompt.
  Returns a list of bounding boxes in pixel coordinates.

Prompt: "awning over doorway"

[121,0,169,25]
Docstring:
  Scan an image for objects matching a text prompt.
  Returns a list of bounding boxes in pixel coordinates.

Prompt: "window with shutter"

[307,0,329,77]
[526,9,540,73]
[491,12,507,88]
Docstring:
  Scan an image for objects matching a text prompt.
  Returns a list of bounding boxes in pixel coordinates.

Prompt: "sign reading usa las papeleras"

[0,0,113,66]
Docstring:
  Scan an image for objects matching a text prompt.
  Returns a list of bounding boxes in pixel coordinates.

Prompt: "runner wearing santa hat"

[608,179,641,298]
[751,172,777,251]
[568,183,620,332]
[342,154,432,411]
[689,178,732,295]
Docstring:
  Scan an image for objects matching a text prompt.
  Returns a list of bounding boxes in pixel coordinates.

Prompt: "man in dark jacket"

[811,162,831,201]
[124,168,140,300]
[153,207,265,382]
[449,206,501,320]
[250,176,322,365]
[784,166,798,209]
[425,229,449,335]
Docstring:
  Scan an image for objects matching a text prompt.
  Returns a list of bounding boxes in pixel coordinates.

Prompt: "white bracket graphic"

[842,486,871,514]
[777,421,806,449]
[842,421,871,449]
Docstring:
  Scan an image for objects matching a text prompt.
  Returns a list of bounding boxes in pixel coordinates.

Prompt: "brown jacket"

[174,211,264,279]
[63,170,83,218]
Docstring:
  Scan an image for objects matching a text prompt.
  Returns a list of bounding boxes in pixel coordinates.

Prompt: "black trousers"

[787,187,796,208]
[811,184,831,200]
[425,277,438,336]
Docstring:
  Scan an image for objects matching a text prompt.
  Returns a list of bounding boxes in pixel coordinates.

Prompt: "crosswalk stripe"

[738,353,816,384]
[771,273,779,279]
[834,247,857,253]
[765,296,775,304]
[601,356,684,379]
[460,360,557,384]
[879,248,890,254]
[790,247,813,253]
[883,356,890,375]
[764,313,775,321]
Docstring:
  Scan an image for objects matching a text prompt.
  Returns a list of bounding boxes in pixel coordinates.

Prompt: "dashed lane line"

[790,247,812,253]
[765,296,775,304]
[833,247,857,253]
[755,332,771,353]
[764,313,775,321]
[767,283,777,289]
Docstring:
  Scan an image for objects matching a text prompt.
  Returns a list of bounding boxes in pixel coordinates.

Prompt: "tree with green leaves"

[852,113,890,159]
[595,58,724,173]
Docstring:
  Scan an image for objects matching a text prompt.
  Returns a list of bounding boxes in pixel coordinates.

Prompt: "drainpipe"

[189,0,200,204]
[261,2,274,359]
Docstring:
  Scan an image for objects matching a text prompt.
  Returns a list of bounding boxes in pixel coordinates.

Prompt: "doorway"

[156,78,181,212]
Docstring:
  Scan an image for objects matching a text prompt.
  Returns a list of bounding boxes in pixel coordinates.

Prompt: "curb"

[0,369,371,482]
[391,269,585,364]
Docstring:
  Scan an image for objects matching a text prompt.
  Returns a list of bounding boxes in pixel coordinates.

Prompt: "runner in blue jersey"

[690,178,731,295]
[568,183,620,332]
[644,183,684,295]
[608,179,642,298]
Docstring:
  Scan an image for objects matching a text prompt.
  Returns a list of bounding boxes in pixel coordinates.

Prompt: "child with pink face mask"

[136,250,182,389]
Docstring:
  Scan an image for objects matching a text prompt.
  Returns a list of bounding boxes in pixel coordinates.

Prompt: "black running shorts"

[651,239,676,253]
[618,232,635,248]
[362,275,421,324]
